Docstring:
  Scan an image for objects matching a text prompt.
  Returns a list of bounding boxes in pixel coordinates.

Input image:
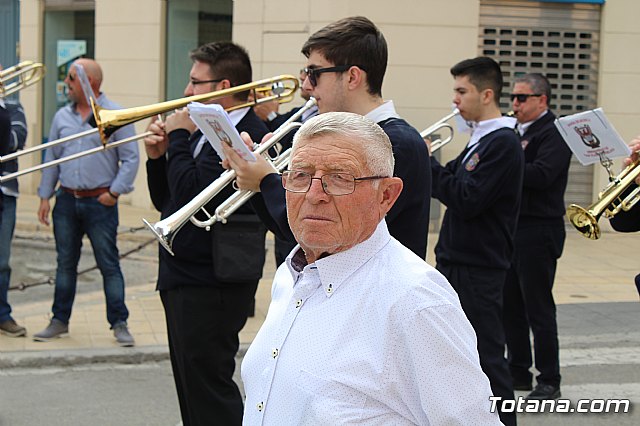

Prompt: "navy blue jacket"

[518,111,572,226]
[146,109,269,290]
[432,127,524,270]
[250,117,432,259]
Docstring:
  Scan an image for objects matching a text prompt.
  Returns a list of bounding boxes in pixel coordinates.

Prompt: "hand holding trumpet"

[623,137,640,185]
[221,132,278,192]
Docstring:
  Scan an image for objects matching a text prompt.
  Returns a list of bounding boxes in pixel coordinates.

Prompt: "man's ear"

[481,88,495,106]
[378,177,403,216]
[346,66,365,90]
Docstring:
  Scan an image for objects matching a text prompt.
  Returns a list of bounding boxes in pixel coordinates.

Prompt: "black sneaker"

[526,383,561,400]
[0,319,27,337]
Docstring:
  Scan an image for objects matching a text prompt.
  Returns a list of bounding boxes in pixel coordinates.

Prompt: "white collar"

[286,220,391,297]
[517,109,548,136]
[365,100,401,123]
[227,106,250,126]
[468,116,517,148]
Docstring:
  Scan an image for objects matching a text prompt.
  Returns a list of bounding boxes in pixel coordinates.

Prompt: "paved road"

[1,302,637,426]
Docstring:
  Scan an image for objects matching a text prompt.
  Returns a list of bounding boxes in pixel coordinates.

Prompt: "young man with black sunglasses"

[503,73,572,402]
[224,16,431,260]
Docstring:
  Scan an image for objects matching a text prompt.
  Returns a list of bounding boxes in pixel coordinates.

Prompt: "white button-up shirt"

[242,221,501,425]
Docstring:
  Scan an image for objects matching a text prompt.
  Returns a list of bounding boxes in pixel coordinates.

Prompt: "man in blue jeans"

[0,77,28,337]
[34,58,139,346]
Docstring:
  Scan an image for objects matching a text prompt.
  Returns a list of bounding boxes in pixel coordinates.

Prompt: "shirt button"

[295,299,302,308]
[272,348,279,358]
[257,402,264,411]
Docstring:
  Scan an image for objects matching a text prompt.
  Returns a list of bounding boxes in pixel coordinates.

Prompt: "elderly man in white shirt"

[242,112,502,425]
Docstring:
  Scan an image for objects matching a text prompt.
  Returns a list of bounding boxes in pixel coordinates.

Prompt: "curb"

[0,343,250,369]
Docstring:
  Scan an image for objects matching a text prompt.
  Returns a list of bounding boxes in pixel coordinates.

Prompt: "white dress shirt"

[242,221,501,425]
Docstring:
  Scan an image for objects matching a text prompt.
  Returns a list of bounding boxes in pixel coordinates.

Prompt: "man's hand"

[221,131,277,192]
[97,191,118,207]
[37,198,51,226]
[164,108,197,135]
[625,137,640,185]
[423,136,433,156]
[250,90,279,122]
[143,117,169,159]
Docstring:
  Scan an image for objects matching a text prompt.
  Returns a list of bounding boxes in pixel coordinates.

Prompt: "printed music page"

[188,102,257,162]
[554,108,631,165]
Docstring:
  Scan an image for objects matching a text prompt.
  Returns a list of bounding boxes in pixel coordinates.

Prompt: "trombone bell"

[0,61,46,97]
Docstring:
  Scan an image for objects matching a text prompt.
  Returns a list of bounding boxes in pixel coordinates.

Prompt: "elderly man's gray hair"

[291,112,395,176]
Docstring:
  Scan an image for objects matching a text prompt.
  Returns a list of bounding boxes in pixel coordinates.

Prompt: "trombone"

[567,159,640,239]
[420,109,460,153]
[143,97,318,255]
[0,61,46,97]
[0,74,299,183]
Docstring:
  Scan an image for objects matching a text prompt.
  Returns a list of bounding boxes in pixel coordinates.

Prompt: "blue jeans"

[51,190,128,326]
[0,194,17,322]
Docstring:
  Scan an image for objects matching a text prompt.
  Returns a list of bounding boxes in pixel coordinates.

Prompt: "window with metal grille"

[479,0,602,207]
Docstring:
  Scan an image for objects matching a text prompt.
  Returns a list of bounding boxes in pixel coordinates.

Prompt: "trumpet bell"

[566,204,600,240]
[142,218,175,256]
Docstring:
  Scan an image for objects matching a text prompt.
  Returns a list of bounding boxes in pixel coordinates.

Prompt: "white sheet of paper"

[554,108,631,165]
[187,102,256,162]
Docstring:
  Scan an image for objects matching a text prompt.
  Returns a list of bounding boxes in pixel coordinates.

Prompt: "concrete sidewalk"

[1,194,638,367]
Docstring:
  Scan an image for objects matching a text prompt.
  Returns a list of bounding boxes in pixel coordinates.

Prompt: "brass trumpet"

[567,159,640,239]
[0,74,299,183]
[143,98,318,255]
[0,61,46,97]
[421,109,460,153]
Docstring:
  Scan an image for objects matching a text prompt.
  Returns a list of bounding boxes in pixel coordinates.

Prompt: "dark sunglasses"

[510,93,542,102]
[303,65,356,87]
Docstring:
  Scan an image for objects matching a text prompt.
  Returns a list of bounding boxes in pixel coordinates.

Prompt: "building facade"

[11,0,640,223]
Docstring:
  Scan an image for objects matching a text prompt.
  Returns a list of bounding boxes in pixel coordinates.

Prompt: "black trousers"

[437,262,516,426]
[160,283,257,426]
[503,224,565,388]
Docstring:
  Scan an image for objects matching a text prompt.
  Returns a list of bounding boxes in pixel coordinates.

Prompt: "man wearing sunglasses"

[242,112,501,425]
[35,59,139,346]
[224,16,431,260]
[503,73,572,402]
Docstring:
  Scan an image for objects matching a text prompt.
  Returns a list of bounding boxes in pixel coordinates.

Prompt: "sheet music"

[187,102,256,162]
[554,108,631,165]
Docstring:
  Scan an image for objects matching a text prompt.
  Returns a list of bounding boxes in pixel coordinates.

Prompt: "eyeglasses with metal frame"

[281,170,387,196]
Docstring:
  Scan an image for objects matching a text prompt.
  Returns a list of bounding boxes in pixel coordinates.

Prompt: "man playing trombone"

[143,41,269,425]
[34,58,139,346]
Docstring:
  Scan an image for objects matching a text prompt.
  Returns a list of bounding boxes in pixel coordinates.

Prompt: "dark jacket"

[146,109,269,290]
[518,111,572,226]
[0,99,27,195]
[432,127,524,270]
